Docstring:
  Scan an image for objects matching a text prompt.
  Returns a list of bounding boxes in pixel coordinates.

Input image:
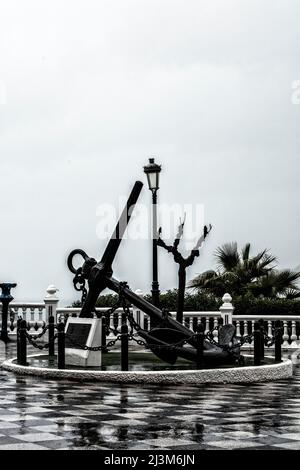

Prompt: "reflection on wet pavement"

[0,341,299,450]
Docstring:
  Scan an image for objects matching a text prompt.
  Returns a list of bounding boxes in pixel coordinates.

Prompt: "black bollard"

[57,322,65,370]
[196,323,204,369]
[102,316,107,351]
[48,315,55,357]
[254,322,261,366]
[0,283,17,343]
[121,321,129,372]
[16,318,21,364]
[259,319,265,360]
[275,320,282,362]
[19,319,27,366]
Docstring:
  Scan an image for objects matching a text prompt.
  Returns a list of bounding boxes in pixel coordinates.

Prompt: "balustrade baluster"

[38,307,43,322]
[109,314,114,333]
[205,317,210,335]
[213,318,219,342]
[117,311,122,331]
[244,321,249,337]
[282,320,289,348]
[22,307,27,322]
[268,320,273,341]
[236,320,241,339]
[290,321,298,348]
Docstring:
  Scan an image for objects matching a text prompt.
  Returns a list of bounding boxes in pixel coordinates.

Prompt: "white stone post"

[44,285,59,323]
[219,293,234,325]
[133,290,145,330]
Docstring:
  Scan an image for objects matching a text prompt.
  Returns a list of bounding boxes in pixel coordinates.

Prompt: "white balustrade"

[4,288,300,351]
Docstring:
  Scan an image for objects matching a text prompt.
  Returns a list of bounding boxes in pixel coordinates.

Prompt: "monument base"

[65,317,102,367]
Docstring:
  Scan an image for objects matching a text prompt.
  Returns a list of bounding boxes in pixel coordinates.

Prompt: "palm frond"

[285,289,300,300]
[188,270,218,288]
[214,242,239,271]
[241,243,251,262]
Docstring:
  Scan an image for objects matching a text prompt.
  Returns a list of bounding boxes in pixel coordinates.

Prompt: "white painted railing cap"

[222,293,232,304]
[135,289,144,297]
[45,285,59,299]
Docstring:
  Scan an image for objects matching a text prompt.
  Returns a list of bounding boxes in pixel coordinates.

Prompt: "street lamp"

[144,158,162,308]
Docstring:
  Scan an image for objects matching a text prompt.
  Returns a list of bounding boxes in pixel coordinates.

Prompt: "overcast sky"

[0,0,299,305]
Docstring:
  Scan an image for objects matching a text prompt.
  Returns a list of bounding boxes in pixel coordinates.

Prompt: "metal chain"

[72,268,88,307]
[26,324,49,340]
[25,331,58,350]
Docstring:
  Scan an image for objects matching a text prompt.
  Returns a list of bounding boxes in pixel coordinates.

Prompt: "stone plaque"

[65,323,92,350]
[65,318,102,367]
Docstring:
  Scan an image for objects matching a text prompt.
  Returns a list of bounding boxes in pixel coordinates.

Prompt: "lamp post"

[144,158,161,308]
[0,283,17,343]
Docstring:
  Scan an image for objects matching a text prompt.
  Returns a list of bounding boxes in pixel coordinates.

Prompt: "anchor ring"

[67,249,91,274]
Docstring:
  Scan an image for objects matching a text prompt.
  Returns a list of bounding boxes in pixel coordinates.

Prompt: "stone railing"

[2,288,300,350]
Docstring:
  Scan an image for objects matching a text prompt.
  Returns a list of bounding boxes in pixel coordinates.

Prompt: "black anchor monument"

[67,181,238,365]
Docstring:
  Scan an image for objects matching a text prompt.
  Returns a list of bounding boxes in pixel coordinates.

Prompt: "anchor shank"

[100,180,143,271]
[106,277,197,348]
[79,181,143,318]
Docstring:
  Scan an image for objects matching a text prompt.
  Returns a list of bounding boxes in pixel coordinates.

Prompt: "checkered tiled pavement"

[0,342,300,450]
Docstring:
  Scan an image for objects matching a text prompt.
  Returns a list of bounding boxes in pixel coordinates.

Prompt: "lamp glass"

[147,172,159,191]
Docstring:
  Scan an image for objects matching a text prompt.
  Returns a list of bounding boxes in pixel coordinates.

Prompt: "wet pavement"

[0,341,300,450]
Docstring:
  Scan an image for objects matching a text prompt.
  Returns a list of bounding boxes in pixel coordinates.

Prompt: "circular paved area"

[0,341,300,450]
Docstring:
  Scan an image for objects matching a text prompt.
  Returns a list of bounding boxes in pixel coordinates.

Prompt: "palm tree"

[189,242,300,299]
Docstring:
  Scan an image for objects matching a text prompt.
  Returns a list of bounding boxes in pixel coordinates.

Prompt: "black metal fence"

[16,316,283,372]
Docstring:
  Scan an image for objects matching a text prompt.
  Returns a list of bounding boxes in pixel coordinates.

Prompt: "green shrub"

[144,290,219,311]
[233,297,300,316]
[71,290,300,316]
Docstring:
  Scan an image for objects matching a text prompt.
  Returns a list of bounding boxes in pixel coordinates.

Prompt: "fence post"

[17,318,21,364]
[254,322,261,366]
[259,319,265,360]
[0,283,17,343]
[275,320,282,362]
[19,319,27,366]
[48,315,55,357]
[121,320,129,372]
[196,323,204,369]
[57,322,65,370]
[44,285,59,324]
[219,293,234,325]
[101,316,107,351]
